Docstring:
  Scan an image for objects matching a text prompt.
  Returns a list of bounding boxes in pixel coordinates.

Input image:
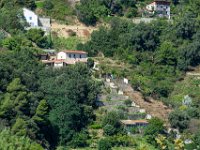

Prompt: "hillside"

[1,0,200,150]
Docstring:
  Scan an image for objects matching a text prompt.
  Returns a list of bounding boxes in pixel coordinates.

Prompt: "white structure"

[57,50,87,60]
[182,95,192,106]
[23,8,39,27]
[146,0,170,19]
[23,8,51,32]
[123,78,129,84]
[41,50,88,67]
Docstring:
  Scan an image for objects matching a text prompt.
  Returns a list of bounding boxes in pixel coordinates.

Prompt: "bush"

[0,129,44,150]
[144,118,164,145]
[26,29,50,48]
[87,58,95,68]
[124,99,132,107]
[43,0,54,10]
[169,109,190,132]
[90,123,102,129]
[103,124,117,136]
[98,138,112,150]
[70,131,89,148]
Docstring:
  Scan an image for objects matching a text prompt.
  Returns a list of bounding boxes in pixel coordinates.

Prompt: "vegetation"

[76,0,140,25]
[39,0,74,23]
[1,0,200,149]
[52,36,83,50]
[0,129,43,150]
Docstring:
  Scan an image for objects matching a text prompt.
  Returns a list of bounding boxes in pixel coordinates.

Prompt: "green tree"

[32,99,48,125]
[26,29,50,48]
[102,111,124,136]
[0,129,43,150]
[11,118,28,136]
[169,109,190,132]
[155,41,177,66]
[16,0,36,10]
[43,0,54,10]
[70,131,89,148]
[144,118,164,145]
[0,78,29,119]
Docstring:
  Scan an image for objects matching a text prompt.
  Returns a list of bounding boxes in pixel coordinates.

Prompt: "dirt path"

[124,88,172,125]
[51,21,97,38]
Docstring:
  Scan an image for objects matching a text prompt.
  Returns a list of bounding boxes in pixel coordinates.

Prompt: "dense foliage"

[76,0,149,25]
[0,129,43,150]
[1,0,200,149]
[0,48,100,149]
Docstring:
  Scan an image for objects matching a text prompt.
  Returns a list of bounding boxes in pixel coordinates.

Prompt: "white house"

[41,50,88,67]
[146,0,170,19]
[23,8,51,32]
[57,50,87,60]
[23,8,39,27]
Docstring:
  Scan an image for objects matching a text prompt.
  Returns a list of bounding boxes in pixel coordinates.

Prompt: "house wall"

[23,8,38,27]
[57,52,67,60]
[146,2,170,18]
[39,17,51,28]
[57,52,87,60]
[66,53,87,59]
[54,62,64,67]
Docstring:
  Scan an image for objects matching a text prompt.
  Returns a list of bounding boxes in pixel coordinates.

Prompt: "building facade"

[146,0,170,19]
[23,8,51,32]
[23,8,39,27]
[57,50,87,60]
[41,50,88,67]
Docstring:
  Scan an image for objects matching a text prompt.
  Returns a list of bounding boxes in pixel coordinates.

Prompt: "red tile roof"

[62,50,87,54]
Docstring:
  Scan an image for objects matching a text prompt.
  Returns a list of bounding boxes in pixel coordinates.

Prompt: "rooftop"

[120,120,149,125]
[61,50,88,54]
[153,0,170,4]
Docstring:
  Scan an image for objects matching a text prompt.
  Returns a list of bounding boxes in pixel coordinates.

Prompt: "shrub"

[87,58,95,68]
[0,129,44,150]
[43,0,54,10]
[103,124,117,136]
[144,118,164,145]
[124,99,132,107]
[70,131,89,148]
[169,109,190,132]
[90,123,102,129]
[98,138,112,150]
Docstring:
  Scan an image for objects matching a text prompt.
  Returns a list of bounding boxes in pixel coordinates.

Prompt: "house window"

[74,54,76,58]
[80,55,82,58]
[69,54,71,58]
[29,17,32,20]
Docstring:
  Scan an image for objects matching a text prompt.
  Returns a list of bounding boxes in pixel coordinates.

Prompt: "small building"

[41,50,88,67]
[145,0,170,19]
[57,50,87,60]
[23,8,51,33]
[120,120,149,128]
[39,54,50,61]
[23,8,39,27]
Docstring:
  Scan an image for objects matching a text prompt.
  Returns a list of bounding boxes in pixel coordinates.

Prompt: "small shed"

[120,120,149,128]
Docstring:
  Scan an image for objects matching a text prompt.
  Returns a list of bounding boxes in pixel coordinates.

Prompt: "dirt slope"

[124,87,172,125]
[51,21,97,38]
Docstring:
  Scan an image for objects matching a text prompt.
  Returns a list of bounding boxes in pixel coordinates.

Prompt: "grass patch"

[35,1,44,8]
[168,76,200,107]
[52,36,83,50]
[46,0,74,22]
